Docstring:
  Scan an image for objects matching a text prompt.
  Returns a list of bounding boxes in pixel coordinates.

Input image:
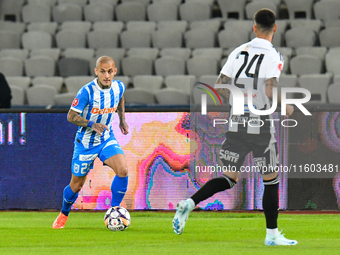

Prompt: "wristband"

[87,121,94,128]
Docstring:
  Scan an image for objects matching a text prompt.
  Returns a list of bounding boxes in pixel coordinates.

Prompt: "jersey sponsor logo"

[72,98,79,107]
[253,157,266,167]
[91,107,116,115]
[79,153,98,161]
[219,149,239,163]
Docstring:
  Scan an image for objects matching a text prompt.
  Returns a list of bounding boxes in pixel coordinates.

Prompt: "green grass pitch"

[0,211,339,255]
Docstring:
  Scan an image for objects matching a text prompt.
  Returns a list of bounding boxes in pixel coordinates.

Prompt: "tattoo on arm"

[265,77,281,102]
[117,96,125,122]
[215,74,231,101]
[67,110,89,127]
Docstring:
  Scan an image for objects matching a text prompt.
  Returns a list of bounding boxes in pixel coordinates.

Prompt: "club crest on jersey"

[72,98,79,107]
[91,107,116,114]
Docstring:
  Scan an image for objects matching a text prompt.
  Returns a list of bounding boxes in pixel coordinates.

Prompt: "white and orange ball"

[104,206,131,231]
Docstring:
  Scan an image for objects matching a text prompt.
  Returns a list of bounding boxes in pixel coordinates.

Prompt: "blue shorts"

[71,135,124,177]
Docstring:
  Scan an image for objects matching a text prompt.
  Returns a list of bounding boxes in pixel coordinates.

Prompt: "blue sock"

[111,175,128,207]
[61,185,79,216]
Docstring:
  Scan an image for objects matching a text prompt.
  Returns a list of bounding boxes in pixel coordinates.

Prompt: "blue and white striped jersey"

[70,78,125,148]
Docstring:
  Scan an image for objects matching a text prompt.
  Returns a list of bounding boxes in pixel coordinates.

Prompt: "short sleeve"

[70,87,89,113]
[220,48,239,77]
[266,53,284,80]
[117,80,125,100]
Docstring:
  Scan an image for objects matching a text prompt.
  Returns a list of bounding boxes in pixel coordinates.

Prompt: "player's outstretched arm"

[265,77,294,117]
[117,96,129,135]
[215,73,231,102]
[67,109,108,136]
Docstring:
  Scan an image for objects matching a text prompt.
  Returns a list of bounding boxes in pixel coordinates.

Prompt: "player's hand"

[119,121,129,135]
[92,123,109,136]
[285,104,294,117]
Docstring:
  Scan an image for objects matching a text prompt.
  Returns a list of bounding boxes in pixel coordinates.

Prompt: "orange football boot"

[52,212,68,229]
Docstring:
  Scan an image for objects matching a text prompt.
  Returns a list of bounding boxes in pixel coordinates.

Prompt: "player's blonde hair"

[96,56,115,68]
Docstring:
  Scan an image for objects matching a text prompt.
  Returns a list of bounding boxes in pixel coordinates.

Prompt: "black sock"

[262,177,279,229]
[191,176,237,205]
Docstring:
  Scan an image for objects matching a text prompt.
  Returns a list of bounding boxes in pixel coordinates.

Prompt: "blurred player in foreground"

[173,9,297,246]
[53,56,129,229]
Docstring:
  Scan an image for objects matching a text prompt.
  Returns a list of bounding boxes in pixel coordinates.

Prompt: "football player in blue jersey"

[53,56,129,229]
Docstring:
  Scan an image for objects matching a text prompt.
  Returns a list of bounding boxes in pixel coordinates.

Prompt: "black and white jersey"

[220,37,284,135]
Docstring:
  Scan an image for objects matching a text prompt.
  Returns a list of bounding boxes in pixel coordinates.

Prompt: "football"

[104,206,131,231]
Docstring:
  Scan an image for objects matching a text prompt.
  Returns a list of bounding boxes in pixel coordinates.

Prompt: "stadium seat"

[189,0,215,5]
[10,85,25,106]
[58,58,90,77]
[0,21,26,34]
[54,93,77,106]
[296,47,327,61]
[0,0,25,21]
[25,56,56,77]
[275,20,288,35]
[278,74,297,98]
[218,27,249,48]
[115,2,146,22]
[26,85,57,106]
[147,2,178,22]
[160,48,191,60]
[314,0,340,21]
[217,0,246,19]
[285,0,314,19]
[114,76,131,87]
[84,3,114,22]
[153,0,182,5]
[121,31,151,49]
[22,3,51,22]
[319,27,340,47]
[325,47,340,75]
[127,48,159,60]
[290,19,322,33]
[0,57,23,76]
[165,75,196,95]
[60,21,92,33]
[90,0,118,5]
[179,2,211,22]
[327,83,340,104]
[124,88,156,104]
[32,76,64,92]
[224,20,253,34]
[0,31,21,50]
[58,0,87,7]
[122,57,153,76]
[121,0,151,5]
[28,0,57,6]
[184,29,216,48]
[190,20,221,33]
[0,49,29,62]
[325,20,340,29]
[126,21,157,33]
[87,30,119,49]
[192,48,222,61]
[93,21,124,33]
[52,3,82,22]
[27,22,58,35]
[22,31,52,50]
[155,57,186,76]
[155,88,189,105]
[245,1,278,20]
[6,77,31,90]
[30,49,61,62]
[198,75,219,88]
[56,30,86,49]
[290,55,322,76]
[64,76,93,93]
[152,29,183,48]
[63,48,95,62]
[298,74,331,103]
[285,27,317,48]
[157,20,188,33]
[187,57,218,77]
[133,75,163,90]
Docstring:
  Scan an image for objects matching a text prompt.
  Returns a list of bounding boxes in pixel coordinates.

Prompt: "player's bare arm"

[215,73,231,102]
[117,96,129,135]
[67,109,108,136]
[265,77,294,117]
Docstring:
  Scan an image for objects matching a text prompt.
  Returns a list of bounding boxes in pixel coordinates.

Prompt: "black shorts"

[219,131,278,175]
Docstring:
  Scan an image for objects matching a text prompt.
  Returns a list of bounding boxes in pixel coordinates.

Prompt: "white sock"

[266,228,279,236]
[186,198,195,211]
